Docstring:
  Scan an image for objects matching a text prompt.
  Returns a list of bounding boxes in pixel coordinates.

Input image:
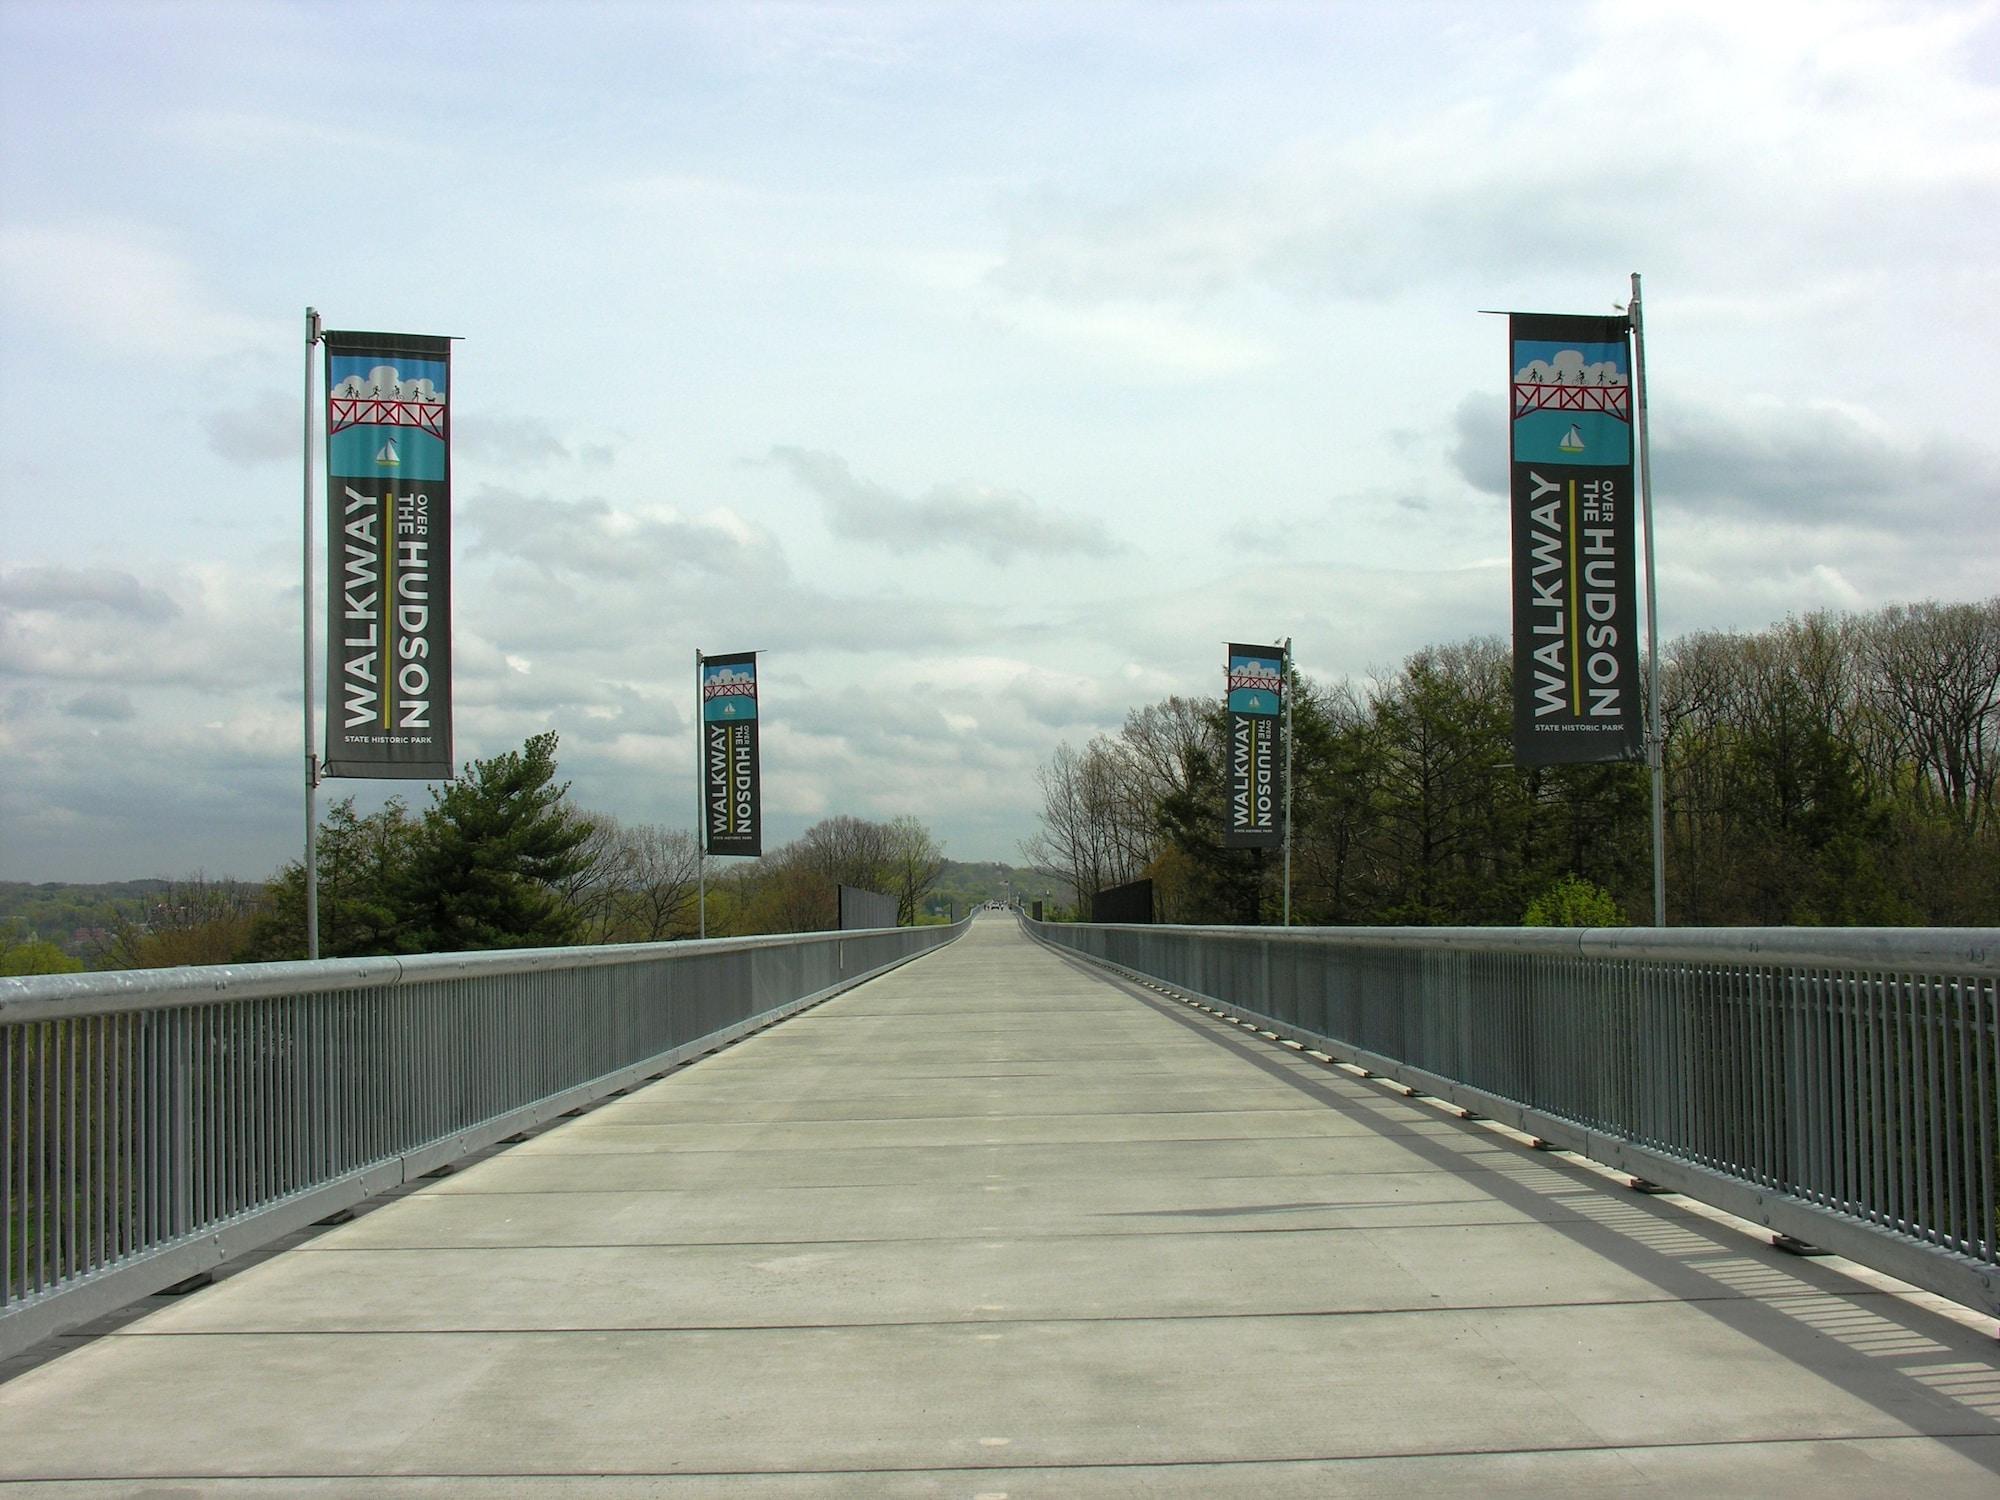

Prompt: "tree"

[1022,739,1148,915]
[1523,874,1626,927]
[241,797,415,960]
[392,732,598,952]
[886,815,946,926]
[611,822,701,941]
[714,815,945,935]
[549,813,631,945]
[0,920,84,976]
[104,873,262,969]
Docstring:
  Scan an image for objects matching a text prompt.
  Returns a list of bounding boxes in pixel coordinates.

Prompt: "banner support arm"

[1630,273,1667,927]
[302,307,322,960]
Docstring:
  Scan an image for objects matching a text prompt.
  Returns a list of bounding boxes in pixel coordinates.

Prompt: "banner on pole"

[323,330,453,780]
[701,651,762,856]
[1508,313,1645,766]
[1224,643,1284,849]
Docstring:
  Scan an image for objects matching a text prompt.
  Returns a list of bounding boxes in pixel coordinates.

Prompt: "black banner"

[1509,314,1645,766]
[323,331,453,780]
[1224,643,1284,849]
[701,651,761,856]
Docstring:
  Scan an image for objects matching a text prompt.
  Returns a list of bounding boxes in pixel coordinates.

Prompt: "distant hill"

[923,860,1068,920]
[0,879,170,959]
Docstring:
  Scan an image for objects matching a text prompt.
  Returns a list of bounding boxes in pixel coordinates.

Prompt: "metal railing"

[1028,919,2000,1319]
[2,921,962,1357]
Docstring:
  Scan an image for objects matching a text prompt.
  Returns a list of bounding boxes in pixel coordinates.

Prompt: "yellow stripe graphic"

[1567,480,1580,717]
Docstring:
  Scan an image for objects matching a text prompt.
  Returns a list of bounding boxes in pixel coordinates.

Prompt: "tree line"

[3,732,950,971]
[1025,598,2000,927]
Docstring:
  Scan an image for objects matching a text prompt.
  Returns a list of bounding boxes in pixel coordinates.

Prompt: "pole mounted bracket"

[307,751,322,790]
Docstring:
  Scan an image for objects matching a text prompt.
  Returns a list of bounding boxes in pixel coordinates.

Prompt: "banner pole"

[1281,635,1294,927]
[302,308,322,960]
[695,647,706,939]
[1630,272,1666,927]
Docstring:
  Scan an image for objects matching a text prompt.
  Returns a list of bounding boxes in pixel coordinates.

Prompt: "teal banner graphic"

[701,651,761,856]
[323,331,453,780]
[1509,313,1644,766]
[1225,643,1284,849]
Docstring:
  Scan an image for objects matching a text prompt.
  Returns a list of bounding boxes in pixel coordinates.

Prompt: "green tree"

[1522,874,1627,927]
[242,797,416,960]
[392,732,598,953]
[0,920,84,975]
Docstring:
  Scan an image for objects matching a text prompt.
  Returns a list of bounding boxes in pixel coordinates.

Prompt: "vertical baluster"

[1946,973,1970,1255]
[90,1015,103,1278]
[3,1019,14,1308]
[1976,978,1997,1263]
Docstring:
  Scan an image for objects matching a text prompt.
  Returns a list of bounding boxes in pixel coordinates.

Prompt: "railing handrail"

[1027,916,2000,1320]
[3,919,968,1356]
[0,926,929,1022]
[1053,923,2000,976]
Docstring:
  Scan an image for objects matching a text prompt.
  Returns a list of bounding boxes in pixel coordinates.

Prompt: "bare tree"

[107,872,263,968]
[1864,600,2000,836]
[1023,738,1148,915]
[618,823,700,940]
[553,813,631,944]
[886,815,946,924]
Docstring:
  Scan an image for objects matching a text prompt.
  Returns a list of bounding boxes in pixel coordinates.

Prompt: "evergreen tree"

[392,732,597,953]
[241,798,415,960]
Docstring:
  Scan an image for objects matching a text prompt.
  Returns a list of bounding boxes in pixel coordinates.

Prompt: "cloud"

[770,447,1116,563]
[462,488,790,584]
[0,567,182,624]
[0,225,269,355]
[1449,392,1507,496]
[989,5,2000,313]
[63,689,136,722]
[204,391,297,466]
[1514,352,1626,386]
[454,415,580,470]
[1651,399,2000,530]
[1448,386,2000,541]
[0,563,288,690]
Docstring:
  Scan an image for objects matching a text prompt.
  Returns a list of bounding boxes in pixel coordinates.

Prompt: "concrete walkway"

[3,913,1998,1496]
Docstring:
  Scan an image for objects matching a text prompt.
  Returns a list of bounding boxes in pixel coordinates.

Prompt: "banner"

[323,331,453,779]
[701,651,761,856]
[1509,314,1645,766]
[1224,643,1284,848]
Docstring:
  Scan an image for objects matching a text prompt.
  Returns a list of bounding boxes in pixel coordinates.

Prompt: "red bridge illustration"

[328,391,448,440]
[1513,381,1630,422]
[1228,665,1283,693]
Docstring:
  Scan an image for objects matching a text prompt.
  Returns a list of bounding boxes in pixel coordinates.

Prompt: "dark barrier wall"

[1032,900,1043,922]
[838,884,899,930]
[1091,879,1155,924]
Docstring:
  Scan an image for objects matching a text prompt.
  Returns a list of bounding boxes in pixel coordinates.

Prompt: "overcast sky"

[3,0,1996,883]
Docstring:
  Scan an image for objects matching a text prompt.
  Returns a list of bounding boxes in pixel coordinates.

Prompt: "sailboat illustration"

[1558,424,1585,454]
[375,437,401,467]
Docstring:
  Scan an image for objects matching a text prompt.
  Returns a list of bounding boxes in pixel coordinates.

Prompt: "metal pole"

[1630,273,1666,927]
[696,649,707,939]
[1281,635,1294,926]
[302,308,322,960]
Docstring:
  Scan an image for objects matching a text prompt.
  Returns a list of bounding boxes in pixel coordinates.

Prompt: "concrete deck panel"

[2,913,1997,1496]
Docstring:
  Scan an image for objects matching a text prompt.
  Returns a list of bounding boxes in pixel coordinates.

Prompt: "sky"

[2,0,1997,883]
